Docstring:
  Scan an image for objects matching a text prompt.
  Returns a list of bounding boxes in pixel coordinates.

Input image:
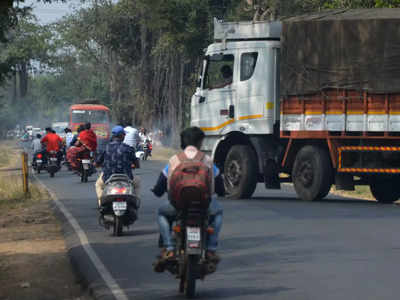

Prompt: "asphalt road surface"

[31,154,400,300]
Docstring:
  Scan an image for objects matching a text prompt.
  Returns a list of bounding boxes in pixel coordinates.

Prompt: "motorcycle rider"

[79,122,97,152]
[41,127,63,166]
[31,133,44,165]
[67,123,97,171]
[69,125,85,147]
[152,126,224,263]
[64,128,74,148]
[95,125,141,208]
[123,122,140,151]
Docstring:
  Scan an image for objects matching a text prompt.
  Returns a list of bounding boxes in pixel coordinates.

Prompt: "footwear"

[161,249,175,260]
[206,250,220,263]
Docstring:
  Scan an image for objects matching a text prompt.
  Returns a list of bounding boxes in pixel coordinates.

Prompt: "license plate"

[82,159,91,164]
[36,160,42,163]
[83,164,89,170]
[113,202,127,211]
[187,227,201,241]
[50,158,57,161]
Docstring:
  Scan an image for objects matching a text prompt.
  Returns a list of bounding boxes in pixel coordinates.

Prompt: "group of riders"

[32,124,223,269]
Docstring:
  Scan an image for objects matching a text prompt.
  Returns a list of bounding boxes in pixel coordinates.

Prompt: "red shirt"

[41,133,63,152]
[78,129,97,151]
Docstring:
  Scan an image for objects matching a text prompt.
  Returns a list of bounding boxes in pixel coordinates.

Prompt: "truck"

[190,9,400,203]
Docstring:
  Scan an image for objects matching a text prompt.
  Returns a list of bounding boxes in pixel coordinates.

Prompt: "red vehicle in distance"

[69,104,111,152]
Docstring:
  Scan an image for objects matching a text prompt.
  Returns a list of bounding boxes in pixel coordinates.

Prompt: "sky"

[21,0,90,24]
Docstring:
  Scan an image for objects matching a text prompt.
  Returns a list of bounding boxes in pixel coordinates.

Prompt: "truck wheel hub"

[298,161,314,187]
[226,160,242,186]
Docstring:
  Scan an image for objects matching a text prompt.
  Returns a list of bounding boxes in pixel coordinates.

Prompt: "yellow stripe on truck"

[238,114,263,120]
[200,119,235,132]
[200,114,264,132]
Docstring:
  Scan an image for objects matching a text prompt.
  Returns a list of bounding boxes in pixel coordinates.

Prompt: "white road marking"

[33,174,129,300]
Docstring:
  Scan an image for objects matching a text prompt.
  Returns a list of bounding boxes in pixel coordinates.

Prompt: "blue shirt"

[96,140,136,182]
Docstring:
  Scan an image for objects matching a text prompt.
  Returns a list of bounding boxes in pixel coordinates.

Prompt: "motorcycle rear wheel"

[113,215,123,236]
[81,169,88,183]
[184,256,197,298]
[50,172,54,178]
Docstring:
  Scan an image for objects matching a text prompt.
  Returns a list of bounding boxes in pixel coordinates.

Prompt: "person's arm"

[151,165,168,197]
[213,165,225,196]
[41,135,47,145]
[215,174,225,197]
[152,172,167,197]
[95,150,105,167]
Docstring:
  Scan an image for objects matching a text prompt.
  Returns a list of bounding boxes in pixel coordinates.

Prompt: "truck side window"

[240,52,258,81]
[204,54,234,90]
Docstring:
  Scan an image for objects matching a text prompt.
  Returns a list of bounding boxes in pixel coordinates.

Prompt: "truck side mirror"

[229,105,235,118]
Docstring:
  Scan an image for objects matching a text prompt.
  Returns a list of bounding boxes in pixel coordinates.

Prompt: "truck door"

[191,52,237,137]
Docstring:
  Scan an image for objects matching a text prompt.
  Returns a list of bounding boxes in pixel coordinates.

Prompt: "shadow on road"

[122,228,158,237]
[250,195,379,206]
[197,286,294,299]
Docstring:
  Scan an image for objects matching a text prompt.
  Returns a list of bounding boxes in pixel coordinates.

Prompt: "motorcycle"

[155,203,218,298]
[99,174,140,236]
[32,152,46,174]
[47,150,60,177]
[143,140,152,160]
[77,152,95,183]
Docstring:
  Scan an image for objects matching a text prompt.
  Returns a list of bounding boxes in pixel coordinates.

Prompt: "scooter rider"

[95,125,141,208]
[152,127,225,263]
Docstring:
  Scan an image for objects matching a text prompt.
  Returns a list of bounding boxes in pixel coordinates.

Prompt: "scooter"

[99,174,140,236]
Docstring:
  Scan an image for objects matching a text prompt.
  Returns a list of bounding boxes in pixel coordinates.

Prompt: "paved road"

[33,156,400,300]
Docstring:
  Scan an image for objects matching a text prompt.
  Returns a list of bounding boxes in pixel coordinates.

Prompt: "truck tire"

[370,178,400,203]
[224,145,258,199]
[292,145,333,201]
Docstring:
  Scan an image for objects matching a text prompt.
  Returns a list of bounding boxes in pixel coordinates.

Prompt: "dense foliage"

[1,0,400,139]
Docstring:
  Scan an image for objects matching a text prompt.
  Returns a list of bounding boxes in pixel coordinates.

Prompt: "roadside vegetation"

[0,141,44,207]
[0,140,89,299]
[1,1,400,140]
[331,185,374,201]
[151,146,178,161]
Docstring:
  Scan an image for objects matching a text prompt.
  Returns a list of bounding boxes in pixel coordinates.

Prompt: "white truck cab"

[191,19,282,198]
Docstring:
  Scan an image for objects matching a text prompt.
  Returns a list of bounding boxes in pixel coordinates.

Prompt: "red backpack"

[168,151,212,210]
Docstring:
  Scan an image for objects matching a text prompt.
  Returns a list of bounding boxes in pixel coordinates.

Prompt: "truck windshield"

[71,110,109,123]
[204,54,234,89]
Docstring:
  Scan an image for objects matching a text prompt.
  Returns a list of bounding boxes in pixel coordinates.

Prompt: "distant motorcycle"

[32,152,46,174]
[99,174,140,236]
[155,203,218,298]
[143,140,152,160]
[47,150,60,177]
[77,152,95,183]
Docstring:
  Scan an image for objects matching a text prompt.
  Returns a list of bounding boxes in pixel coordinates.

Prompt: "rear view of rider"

[152,126,224,263]
[41,127,63,165]
[31,133,45,164]
[95,126,141,208]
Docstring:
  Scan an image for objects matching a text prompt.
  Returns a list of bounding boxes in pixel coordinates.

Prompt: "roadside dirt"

[0,198,90,300]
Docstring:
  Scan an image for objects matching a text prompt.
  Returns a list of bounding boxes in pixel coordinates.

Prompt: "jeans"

[157,197,223,252]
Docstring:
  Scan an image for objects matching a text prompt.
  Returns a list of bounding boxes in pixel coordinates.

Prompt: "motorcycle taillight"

[37,153,42,159]
[110,187,127,195]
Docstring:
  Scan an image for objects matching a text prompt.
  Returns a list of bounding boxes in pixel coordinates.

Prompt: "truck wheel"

[224,145,258,199]
[370,178,400,203]
[292,145,333,201]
